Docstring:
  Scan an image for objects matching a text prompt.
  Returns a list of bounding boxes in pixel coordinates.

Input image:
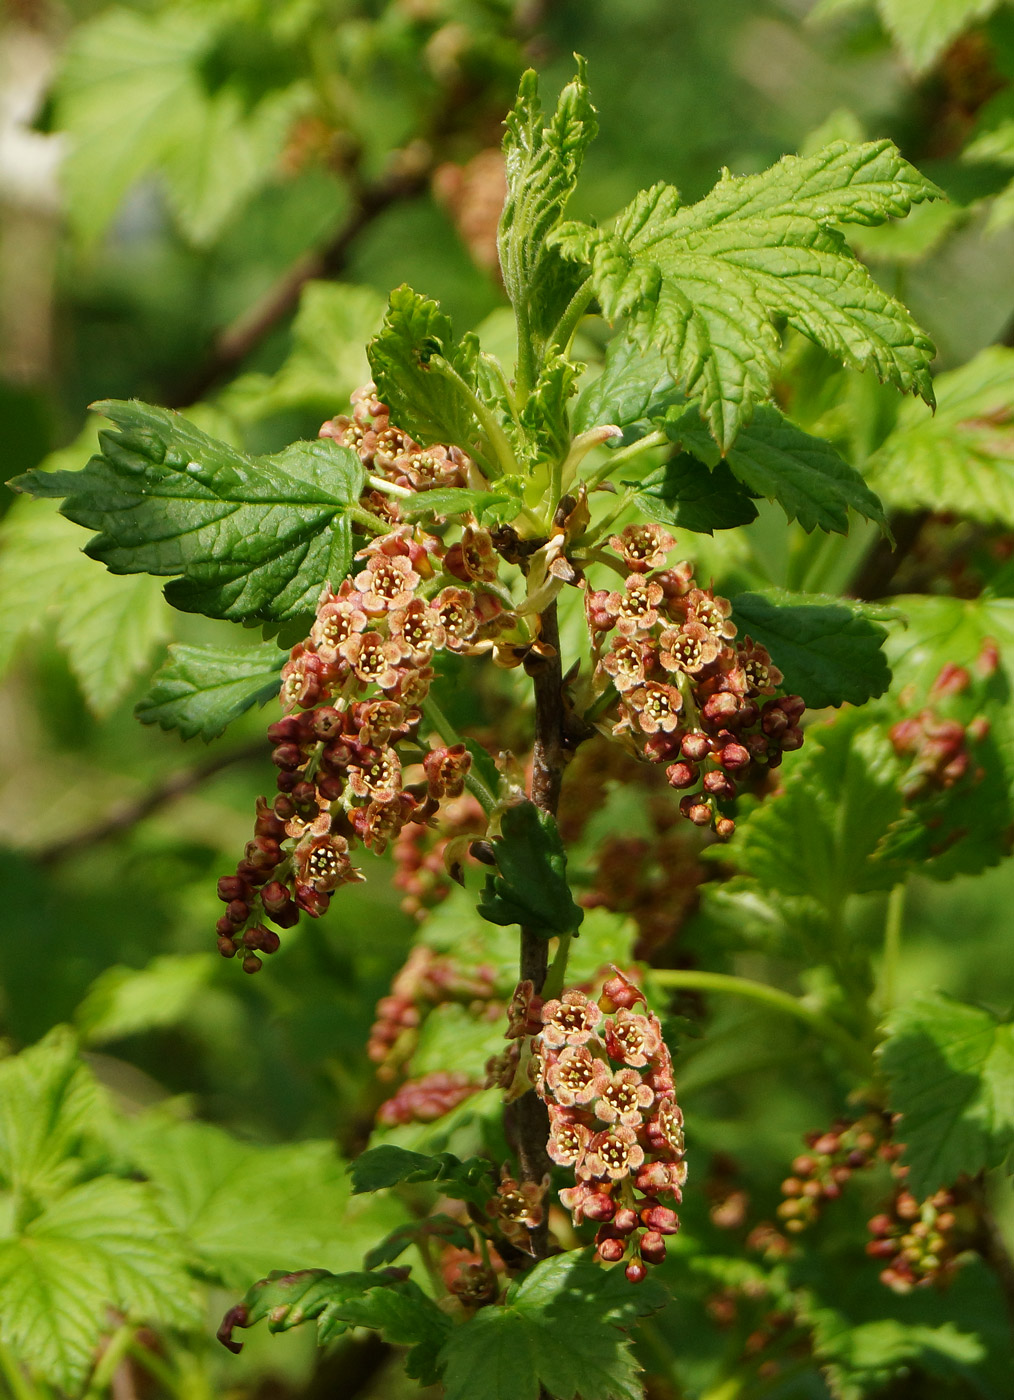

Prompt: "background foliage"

[2,0,1014,1397]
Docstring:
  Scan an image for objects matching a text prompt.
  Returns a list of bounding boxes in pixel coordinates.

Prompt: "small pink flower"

[433,587,479,651]
[342,632,404,689]
[545,1045,611,1107]
[685,587,737,640]
[423,744,472,800]
[604,1009,663,1067]
[647,1094,686,1157]
[737,636,783,695]
[293,832,360,893]
[635,1158,688,1197]
[347,747,402,799]
[583,1126,645,1182]
[600,637,653,693]
[354,699,407,747]
[541,990,603,1048]
[606,576,664,636]
[445,526,500,584]
[505,980,543,1039]
[389,598,446,662]
[353,554,419,613]
[585,588,616,634]
[547,1110,593,1169]
[280,644,327,710]
[608,523,675,573]
[658,622,722,675]
[596,1067,655,1126]
[626,682,683,735]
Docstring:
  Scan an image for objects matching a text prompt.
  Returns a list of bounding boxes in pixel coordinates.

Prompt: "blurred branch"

[167,155,433,408]
[35,739,264,867]
[848,509,929,601]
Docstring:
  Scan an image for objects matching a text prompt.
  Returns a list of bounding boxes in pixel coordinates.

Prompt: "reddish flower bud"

[703,693,739,725]
[217,876,248,903]
[681,731,712,761]
[582,1192,618,1222]
[596,1236,626,1263]
[715,817,735,839]
[613,1207,639,1235]
[719,742,751,772]
[241,953,262,975]
[639,1230,667,1265]
[271,743,304,771]
[226,900,249,925]
[216,915,237,937]
[781,727,804,752]
[266,716,305,744]
[641,1203,680,1235]
[217,935,237,958]
[703,770,736,799]
[625,1260,648,1284]
[666,761,698,789]
[312,706,346,740]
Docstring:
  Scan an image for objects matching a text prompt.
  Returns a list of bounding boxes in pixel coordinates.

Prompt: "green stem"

[880,883,906,1014]
[542,935,573,1001]
[431,357,521,479]
[585,430,666,489]
[367,474,413,498]
[349,504,396,535]
[421,697,499,815]
[650,969,871,1077]
[549,278,595,357]
[83,1324,133,1400]
[514,305,537,401]
[0,1344,41,1400]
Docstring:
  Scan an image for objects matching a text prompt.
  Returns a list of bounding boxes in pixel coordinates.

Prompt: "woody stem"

[512,599,570,1259]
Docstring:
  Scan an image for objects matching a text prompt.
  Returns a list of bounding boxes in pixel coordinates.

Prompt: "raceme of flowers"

[214,389,517,971]
[586,524,807,837]
[531,970,687,1283]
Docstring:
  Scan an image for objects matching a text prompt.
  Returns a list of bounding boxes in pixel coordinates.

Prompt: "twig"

[508,600,584,1258]
[34,740,265,867]
[168,161,433,408]
[849,509,928,600]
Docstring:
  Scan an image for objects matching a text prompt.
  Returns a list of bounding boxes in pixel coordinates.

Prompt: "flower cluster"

[531,970,686,1282]
[777,1115,898,1233]
[391,791,487,919]
[214,511,511,970]
[376,1070,479,1126]
[586,524,806,837]
[321,382,475,497]
[368,943,498,1082]
[866,1185,972,1292]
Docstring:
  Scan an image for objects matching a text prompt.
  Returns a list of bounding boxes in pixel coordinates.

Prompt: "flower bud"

[613,1207,639,1235]
[718,742,751,772]
[641,1203,680,1235]
[625,1260,648,1284]
[271,743,304,771]
[639,1231,667,1265]
[242,953,262,975]
[226,900,249,925]
[681,731,712,761]
[666,761,698,789]
[217,876,249,903]
[703,770,736,799]
[217,935,237,958]
[596,1236,626,1263]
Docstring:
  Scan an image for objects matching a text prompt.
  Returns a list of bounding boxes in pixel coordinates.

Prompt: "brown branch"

[167,158,433,409]
[505,599,586,1260]
[34,740,265,867]
[848,509,929,601]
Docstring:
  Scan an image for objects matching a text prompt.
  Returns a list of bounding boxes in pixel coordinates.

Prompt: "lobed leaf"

[867,346,1014,526]
[499,62,598,356]
[367,286,488,464]
[877,0,1002,75]
[663,403,887,534]
[632,455,758,534]
[0,1178,197,1394]
[350,1145,494,1206]
[12,401,366,624]
[220,1267,451,1383]
[439,1251,667,1400]
[478,800,585,936]
[729,589,892,707]
[554,141,940,451]
[879,994,1014,1194]
[573,336,681,441]
[135,641,286,742]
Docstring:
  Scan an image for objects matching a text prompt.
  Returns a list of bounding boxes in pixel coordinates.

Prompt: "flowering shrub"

[6,34,1014,1400]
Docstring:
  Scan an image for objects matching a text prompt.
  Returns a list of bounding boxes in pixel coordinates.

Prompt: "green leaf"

[399,484,523,524]
[350,1145,493,1206]
[439,1252,667,1400]
[123,1118,402,1290]
[867,346,1014,525]
[877,0,1002,74]
[519,353,580,468]
[367,286,488,463]
[499,62,598,357]
[223,281,386,423]
[809,1306,986,1400]
[0,498,171,717]
[0,1027,105,1204]
[721,714,905,906]
[363,1214,474,1270]
[221,1267,451,1383]
[573,336,681,441]
[554,142,939,450]
[879,994,1014,1194]
[75,954,217,1046]
[884,594,1014,696]
[13,401,367,624]
[632,455,759,534]
[729,590,892,707]
[53,7,307,246]
[478,801,585,936]
[0,1178,197,1394]
[135,642,286,742]
[663,403,887,534]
